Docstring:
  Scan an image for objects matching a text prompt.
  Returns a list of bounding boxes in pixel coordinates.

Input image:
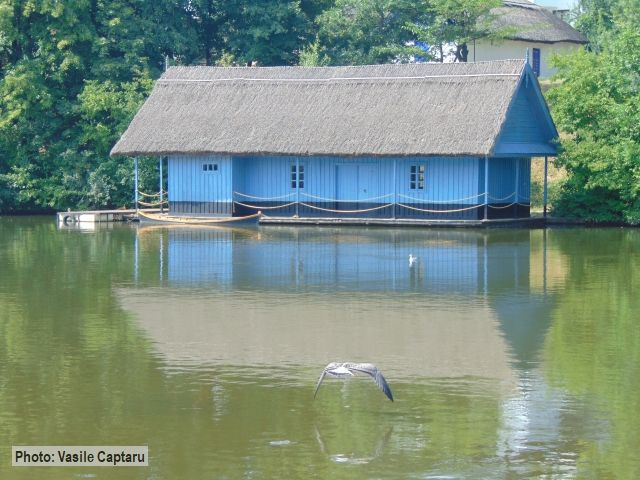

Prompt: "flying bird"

[314,362,394,401]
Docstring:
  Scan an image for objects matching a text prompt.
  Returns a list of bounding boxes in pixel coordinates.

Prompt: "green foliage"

[226,0,312,66]
[574,0,640,50]
[314,0,431,65]
[573,0,617,50]
[546,21,640,224]
[530,177,563,212]
[299,38,330,66]
[0,0,191,212]
[408,0,503,62]
[183,0,230,66]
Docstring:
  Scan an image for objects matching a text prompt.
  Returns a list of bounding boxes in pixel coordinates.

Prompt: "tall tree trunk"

[455,43,469,62]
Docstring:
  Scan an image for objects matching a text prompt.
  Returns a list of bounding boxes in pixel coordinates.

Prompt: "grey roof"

[111,60,528,158]
[492,1,588,44]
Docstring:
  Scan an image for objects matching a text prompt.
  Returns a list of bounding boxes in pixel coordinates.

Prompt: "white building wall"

[469,39,583,78]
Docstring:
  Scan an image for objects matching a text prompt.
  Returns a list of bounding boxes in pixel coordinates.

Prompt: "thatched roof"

[492,0,588,44]
[111,60,532,158]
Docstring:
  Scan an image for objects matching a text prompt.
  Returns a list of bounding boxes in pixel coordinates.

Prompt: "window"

[532,48,541,77]
[410,165,425,190]
[291,164,305,189]
[202,163,218,172]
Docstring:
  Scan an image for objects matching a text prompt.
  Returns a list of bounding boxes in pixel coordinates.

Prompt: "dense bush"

[546,4,640,224]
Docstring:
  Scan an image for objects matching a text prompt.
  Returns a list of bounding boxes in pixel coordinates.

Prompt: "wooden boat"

[137,210,262,225]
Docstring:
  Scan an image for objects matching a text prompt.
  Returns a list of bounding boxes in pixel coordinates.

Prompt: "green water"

[1,217,639,479]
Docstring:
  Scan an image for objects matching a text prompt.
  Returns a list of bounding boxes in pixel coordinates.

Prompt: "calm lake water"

[1,217,639,479]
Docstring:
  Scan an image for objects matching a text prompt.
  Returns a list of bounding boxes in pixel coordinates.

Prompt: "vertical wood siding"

[488,157,516,202]
[232,155,484,219]
[168,154,232,214]
[517,158,531,204]
[497,82,549,145]
[485,157,532,219]
[168,154,530,220]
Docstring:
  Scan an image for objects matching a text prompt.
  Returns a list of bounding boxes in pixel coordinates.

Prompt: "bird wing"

[313,368,329,399]
[348,363,394,401]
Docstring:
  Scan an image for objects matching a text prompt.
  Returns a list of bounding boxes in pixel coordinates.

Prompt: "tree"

[546,20,640,223]
[408,0,504,63]
[313,0,431,65]
[183,0,229,66]
[0,0,194,212]
[225,0,312,66]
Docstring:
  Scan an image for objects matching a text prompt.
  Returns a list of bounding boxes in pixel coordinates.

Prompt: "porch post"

[134,156,139,214]
[543,155,548,218]
[159,156,164,213]
[295,156,300,217]
[392,158,397,219]
[484,156,489,220]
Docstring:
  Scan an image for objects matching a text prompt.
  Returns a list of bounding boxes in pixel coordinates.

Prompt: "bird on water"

[314,362,394,401]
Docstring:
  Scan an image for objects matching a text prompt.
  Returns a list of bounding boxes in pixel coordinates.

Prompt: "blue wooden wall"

[494,79,557,157]
[168,154,531,219]
[232,156,481,203]
[231,155,487,219]
[487,158,531,204]
[168,154,233,214]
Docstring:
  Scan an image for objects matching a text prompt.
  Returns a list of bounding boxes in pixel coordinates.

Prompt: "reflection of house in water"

[139,226,536,294]
[126,226,560,380]
[124,225,575,474]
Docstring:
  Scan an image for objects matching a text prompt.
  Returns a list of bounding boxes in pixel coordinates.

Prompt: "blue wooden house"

[111,59,557,224]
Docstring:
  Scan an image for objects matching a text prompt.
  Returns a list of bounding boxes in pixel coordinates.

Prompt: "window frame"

[291,163,305,189]
[409,164,425,190]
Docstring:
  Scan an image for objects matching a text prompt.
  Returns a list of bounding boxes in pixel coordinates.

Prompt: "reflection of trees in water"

[0,218,161,476]
[543,228,640,478]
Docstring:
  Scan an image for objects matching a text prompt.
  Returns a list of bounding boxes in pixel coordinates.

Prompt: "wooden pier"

[57,208,146,225]
[57,208,550,228]
[259,216,546,228]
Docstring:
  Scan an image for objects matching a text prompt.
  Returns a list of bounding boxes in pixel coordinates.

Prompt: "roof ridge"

[165,59,525,72]
[158,73,522,83]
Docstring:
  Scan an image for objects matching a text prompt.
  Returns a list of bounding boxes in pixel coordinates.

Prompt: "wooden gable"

[493,65,558,157]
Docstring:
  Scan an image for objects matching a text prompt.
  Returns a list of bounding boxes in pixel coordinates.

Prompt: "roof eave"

[110,149,494,158]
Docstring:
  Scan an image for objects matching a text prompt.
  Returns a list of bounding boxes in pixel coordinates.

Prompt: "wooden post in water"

[543,156,548,218]
[159,232,164,283]
[515,158,520,218]
[134,231,139,284]
[134,157,139,214]
[484,156,489,220]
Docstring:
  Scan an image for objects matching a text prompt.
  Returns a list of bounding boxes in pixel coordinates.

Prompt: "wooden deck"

[57,208,552,228]
[258,215,546,228]
[57,208,159,224]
